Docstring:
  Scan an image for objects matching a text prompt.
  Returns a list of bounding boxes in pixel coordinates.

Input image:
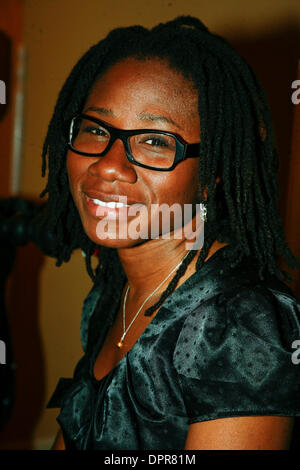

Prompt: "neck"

[117,237,228,302]
[117,238,193,298]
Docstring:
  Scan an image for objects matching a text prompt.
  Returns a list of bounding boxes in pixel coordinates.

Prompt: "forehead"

[84,58,199,130]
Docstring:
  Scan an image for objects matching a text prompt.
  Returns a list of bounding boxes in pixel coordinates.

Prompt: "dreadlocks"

[40,15,300,317]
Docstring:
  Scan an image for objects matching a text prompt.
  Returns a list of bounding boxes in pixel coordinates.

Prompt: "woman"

[43,16,300,450]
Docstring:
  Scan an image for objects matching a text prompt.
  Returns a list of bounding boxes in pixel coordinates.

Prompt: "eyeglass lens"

[70,116,176,168]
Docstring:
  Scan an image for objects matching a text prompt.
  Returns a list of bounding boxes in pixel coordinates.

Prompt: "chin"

[90,236,148,249]
[82,222,147,249]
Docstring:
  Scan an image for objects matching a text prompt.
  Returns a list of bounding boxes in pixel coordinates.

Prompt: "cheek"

[165,161,200,204]
[142,160,200,205]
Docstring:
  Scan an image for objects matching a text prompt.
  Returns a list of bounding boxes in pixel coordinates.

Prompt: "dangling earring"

[199,203,207,222]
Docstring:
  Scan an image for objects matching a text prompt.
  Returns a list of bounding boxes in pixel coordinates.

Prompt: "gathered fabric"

[47,245,300,450]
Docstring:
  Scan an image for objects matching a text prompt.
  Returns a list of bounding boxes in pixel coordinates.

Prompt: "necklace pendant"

[117,341,123,349]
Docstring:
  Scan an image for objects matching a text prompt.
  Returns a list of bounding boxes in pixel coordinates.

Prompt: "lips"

[82,189,145,219]
[83,189,141,206]
[91,198,130,209]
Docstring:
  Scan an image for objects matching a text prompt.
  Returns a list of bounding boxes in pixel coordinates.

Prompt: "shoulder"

[173,272,300,383]
[172,271,300,422]
[221,279,300,340]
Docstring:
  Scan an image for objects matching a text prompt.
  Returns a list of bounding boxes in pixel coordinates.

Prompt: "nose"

[88,138,137,183]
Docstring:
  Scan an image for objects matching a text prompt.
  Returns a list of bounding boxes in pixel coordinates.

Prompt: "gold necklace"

[117,249,192,348]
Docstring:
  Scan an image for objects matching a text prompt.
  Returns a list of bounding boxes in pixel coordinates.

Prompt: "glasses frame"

[67,113,201,171]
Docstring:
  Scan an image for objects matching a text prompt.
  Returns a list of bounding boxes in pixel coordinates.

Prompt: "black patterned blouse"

[47,244,300,449]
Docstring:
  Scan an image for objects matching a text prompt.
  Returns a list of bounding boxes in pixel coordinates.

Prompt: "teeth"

[91,198,129,208]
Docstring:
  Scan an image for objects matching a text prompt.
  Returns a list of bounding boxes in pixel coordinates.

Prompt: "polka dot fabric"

[47,245,300,449]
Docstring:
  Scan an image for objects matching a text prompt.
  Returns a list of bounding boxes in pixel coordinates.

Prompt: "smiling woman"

[66,58,201,249]
[42,16,300,450]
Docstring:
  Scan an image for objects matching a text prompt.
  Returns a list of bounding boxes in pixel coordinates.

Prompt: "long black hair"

[40,16,300,316]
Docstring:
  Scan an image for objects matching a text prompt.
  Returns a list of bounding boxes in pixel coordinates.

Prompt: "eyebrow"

[138,112,182,130]
[84,106,114,117]
[84,106,182,130]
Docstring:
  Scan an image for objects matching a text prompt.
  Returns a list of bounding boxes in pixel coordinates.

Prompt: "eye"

[140,134,175,150]
[75,118,111,142]
[145,136,167,147]
[82,125,108,137]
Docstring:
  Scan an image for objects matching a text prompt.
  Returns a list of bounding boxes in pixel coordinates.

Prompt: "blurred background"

[0,0,299,450]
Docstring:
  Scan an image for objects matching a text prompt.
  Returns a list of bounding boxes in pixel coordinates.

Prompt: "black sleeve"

[173,285,300,424]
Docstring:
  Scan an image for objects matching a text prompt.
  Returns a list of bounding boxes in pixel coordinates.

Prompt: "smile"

[90,198,130,208]
[84,193,145,220]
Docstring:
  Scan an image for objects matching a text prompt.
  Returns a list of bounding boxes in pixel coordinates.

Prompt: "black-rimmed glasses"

[67,114,201,171]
